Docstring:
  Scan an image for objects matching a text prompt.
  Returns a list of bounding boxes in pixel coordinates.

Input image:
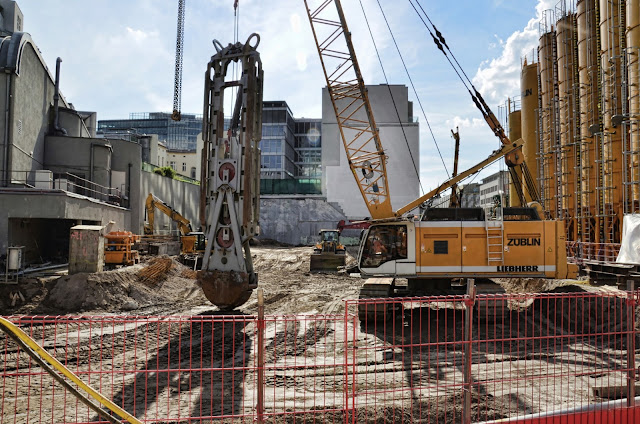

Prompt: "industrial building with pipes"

[0,1,201,264]
[507,0,639,262]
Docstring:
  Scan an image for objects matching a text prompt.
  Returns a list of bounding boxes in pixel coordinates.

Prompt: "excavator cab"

[181,231,206,254]
[310,229,346,272]
[181,231,206,268]
[359,224,410,272]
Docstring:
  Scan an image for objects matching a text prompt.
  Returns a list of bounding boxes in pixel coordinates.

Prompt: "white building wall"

[322,85,420,218]
[479,170,510,207]
[167,150,199,178]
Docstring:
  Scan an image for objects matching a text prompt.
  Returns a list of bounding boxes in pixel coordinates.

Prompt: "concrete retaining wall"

[139,170,200,235]
[258,197,350,246]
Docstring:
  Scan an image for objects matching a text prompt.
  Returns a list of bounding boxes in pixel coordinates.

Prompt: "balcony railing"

[2,170,126,207]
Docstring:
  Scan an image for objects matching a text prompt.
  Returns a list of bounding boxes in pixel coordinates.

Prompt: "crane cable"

[230,0,241,126]
[357,0,428,197]
[408,0,506,142]
[234,1,239,43]
[372,0,452,183]
[171,0,186,121]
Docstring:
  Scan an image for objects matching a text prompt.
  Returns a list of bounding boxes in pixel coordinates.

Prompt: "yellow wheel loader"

[310,229,346,272]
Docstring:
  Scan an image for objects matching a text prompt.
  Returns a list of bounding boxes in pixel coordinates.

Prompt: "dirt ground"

[1,247,636,423]
[0,247,362,316]
[0,246,607,317]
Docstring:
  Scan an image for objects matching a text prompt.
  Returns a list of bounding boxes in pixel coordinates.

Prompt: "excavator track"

[357,277,396,321]
[474,279,508,322]
[356,278,508,322]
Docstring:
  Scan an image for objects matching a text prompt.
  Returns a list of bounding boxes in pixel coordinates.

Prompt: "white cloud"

[290,13,302,33]
[472,0,557,104]
[445,116,486,130]
[418,0,558,192]
[89,25,173,111]
[125,27,154,43]
[296,51,308,71]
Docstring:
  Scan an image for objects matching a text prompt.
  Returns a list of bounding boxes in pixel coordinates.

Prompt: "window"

[434,240,448,254]
[169,161,176,170]
[261,155,283,169]
[191,167,197,179]
[182,162,186,172]
[360,225,408,268]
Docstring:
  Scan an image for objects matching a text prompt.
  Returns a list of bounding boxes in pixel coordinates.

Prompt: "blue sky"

[17,0,556,196]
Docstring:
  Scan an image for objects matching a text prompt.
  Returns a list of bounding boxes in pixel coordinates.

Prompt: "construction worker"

[372,236,387,256]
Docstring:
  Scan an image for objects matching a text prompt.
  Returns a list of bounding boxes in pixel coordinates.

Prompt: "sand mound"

[251,246,356,274]
[44,257,204,313]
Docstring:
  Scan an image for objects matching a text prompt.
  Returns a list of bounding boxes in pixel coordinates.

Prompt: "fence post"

[344,301,353,424]
[257,288,265,424]
[463,278,476,424]
[627,280,636,408]
[343,302,349,424]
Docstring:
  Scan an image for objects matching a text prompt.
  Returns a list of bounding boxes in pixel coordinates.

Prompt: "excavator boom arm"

[144,193,193,236]
[395,139,524,216]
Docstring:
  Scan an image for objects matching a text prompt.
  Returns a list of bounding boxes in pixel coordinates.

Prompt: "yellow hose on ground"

[0,317,143,424]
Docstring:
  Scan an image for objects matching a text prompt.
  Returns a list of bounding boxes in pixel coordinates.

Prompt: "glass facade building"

[294,118,322,179]
[259,102,322,193]
[97,102,322,193]
[260,101,296,179]
[97,112,202,150]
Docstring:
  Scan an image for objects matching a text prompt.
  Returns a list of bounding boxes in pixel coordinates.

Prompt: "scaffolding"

[555,3,580,241]
[597,0,625,250]
[623,0,640,215]
[538,10,562,219]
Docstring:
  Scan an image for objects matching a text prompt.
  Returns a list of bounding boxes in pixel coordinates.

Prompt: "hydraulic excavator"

[143,193,206,258]
[196,33,263,310]
[304,0,577,319]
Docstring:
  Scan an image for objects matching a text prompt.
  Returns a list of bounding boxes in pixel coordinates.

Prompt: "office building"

[98,112,202,151]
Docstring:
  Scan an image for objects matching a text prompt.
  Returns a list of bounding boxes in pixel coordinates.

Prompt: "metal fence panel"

[346,291,640,423]
[0,314,351,424]
[2,291,640,423]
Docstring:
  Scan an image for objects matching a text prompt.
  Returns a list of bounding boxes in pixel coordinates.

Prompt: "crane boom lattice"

[304,0,393,219]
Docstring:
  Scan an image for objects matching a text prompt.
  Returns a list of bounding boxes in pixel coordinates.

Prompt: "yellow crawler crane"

[304,0,577,319]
